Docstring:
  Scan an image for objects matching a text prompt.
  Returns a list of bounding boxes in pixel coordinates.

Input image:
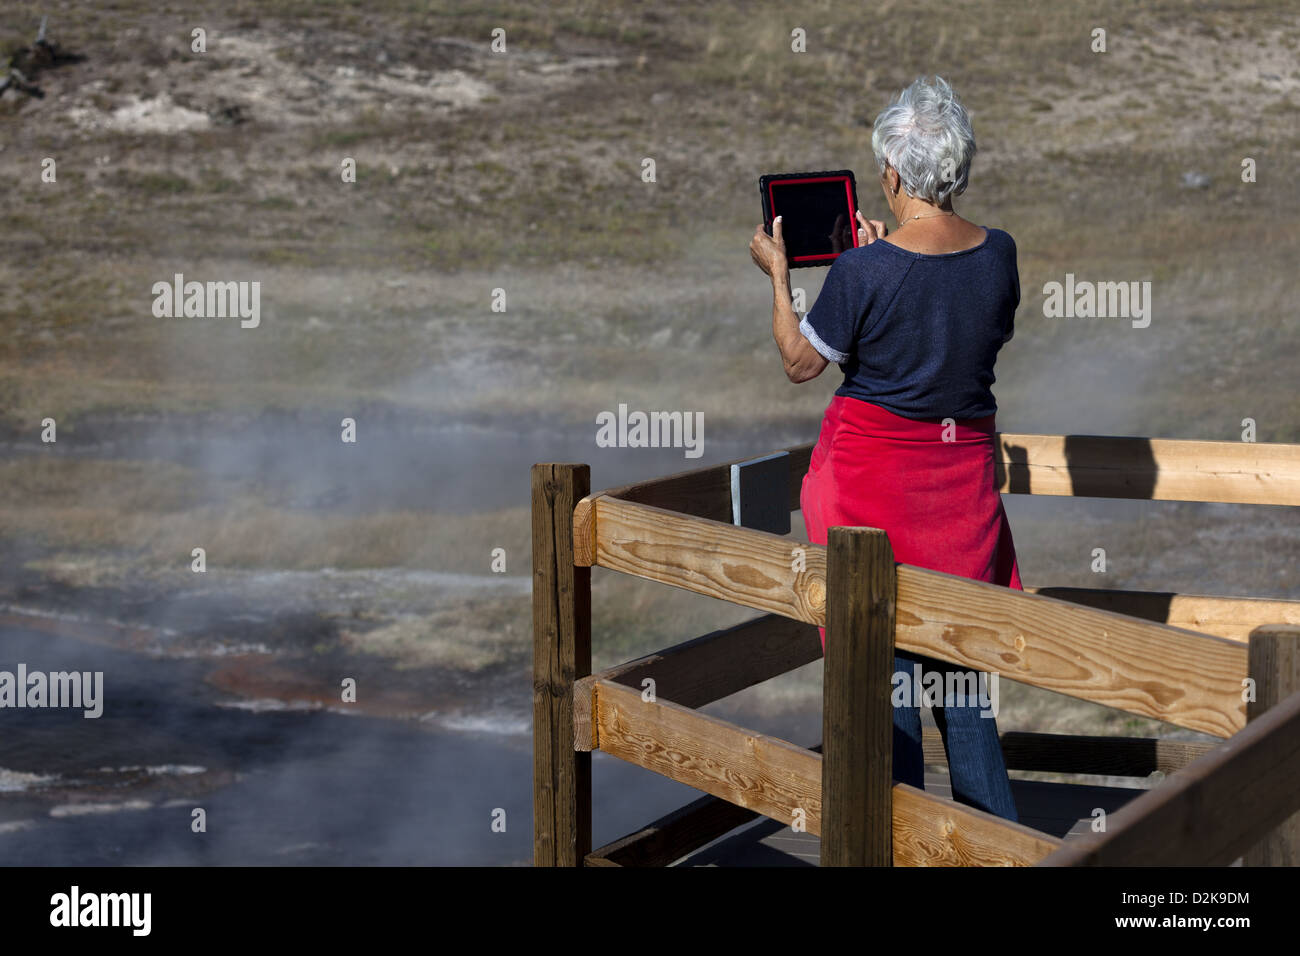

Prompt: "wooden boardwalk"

[535,447,1300,868]
[676,772,1146,866]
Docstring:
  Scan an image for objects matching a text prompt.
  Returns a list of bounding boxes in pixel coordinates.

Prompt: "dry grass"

[0,458,530,573]
[340,594,531,671]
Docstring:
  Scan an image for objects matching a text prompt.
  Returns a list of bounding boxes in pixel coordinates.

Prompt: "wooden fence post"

[1244,623,1300,866]
[821,526,896,866]
[532,463,592,866]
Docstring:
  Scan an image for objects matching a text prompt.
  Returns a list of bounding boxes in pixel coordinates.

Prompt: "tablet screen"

[759,171,858,268]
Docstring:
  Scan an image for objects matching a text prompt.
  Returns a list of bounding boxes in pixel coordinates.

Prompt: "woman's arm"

[750,217,828,384]
[770,269,829,383]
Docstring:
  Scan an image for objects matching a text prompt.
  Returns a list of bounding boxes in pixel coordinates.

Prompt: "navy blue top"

[798,227,1018,420]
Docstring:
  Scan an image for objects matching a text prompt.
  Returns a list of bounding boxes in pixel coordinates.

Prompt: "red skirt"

[801,395,1023,649]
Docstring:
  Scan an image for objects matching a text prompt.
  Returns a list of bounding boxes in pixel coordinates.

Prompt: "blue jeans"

[890,651,1019,822]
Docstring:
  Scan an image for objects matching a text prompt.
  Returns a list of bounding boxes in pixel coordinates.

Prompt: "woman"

[748,76,1022,821]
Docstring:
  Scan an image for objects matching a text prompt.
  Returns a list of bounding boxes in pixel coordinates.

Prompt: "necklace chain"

[902,209,955,224]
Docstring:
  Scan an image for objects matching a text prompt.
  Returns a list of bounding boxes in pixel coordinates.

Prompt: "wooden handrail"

[595,680,819,829]
[1038,685,1300,866]
[577,494,1249,736]
[583,433,1300,519]
[1026,587,1300,642]
[896,564,1248,738]
[994,434,1300,504]
[584,726,1219,866]
[575,620,1217,773]
[593,680,1058,866]
[579,494,825,622]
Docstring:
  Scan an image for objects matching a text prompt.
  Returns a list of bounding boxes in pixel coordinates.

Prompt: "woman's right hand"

[856,209,888,245]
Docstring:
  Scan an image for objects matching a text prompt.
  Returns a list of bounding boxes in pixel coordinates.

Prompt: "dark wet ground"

[0,623,728,865]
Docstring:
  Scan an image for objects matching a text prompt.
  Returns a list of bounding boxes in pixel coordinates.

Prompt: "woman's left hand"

[750,217,787,279]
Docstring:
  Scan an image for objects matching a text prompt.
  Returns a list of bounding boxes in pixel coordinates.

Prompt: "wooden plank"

[896,564,1249,738]
[997,731,1214,776]
[531,463,592,867]
[594,680,823,831]
[593,681,1055,866]
[731,452,791,533]
[677,774,1065,866]
[580,650,1211,774]
[571,494,597,567]
[1028,587,1300,642]
[592,743,831,867]
[593,434,1300,513]
[821,526,894,866]
[573,613,822,751]
[1037,687,1300,866]
[585,795,759,867]
[786,445,813,504]
[1245,625,1300,866]
[893,783,1060,866]
[591,496,826,624]
[921,726,1212,775]
[994,433,1300,504]
[589,497,1248,733]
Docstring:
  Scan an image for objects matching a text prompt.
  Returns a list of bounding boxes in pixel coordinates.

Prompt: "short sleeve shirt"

[798,227,1019,420]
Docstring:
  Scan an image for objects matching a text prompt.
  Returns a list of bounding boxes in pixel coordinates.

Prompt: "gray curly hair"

[870,76,976,206]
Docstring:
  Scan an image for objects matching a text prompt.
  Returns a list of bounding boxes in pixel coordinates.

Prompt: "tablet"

[759,170,859,268]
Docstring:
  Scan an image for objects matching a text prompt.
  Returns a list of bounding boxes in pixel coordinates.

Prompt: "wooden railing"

[532,433,1300,866]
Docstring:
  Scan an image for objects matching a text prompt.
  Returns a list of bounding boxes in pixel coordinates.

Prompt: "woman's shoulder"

[981,226,1017,251]
[844,239,913,265]
[837,241,906,269]
[834,242,916,287]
